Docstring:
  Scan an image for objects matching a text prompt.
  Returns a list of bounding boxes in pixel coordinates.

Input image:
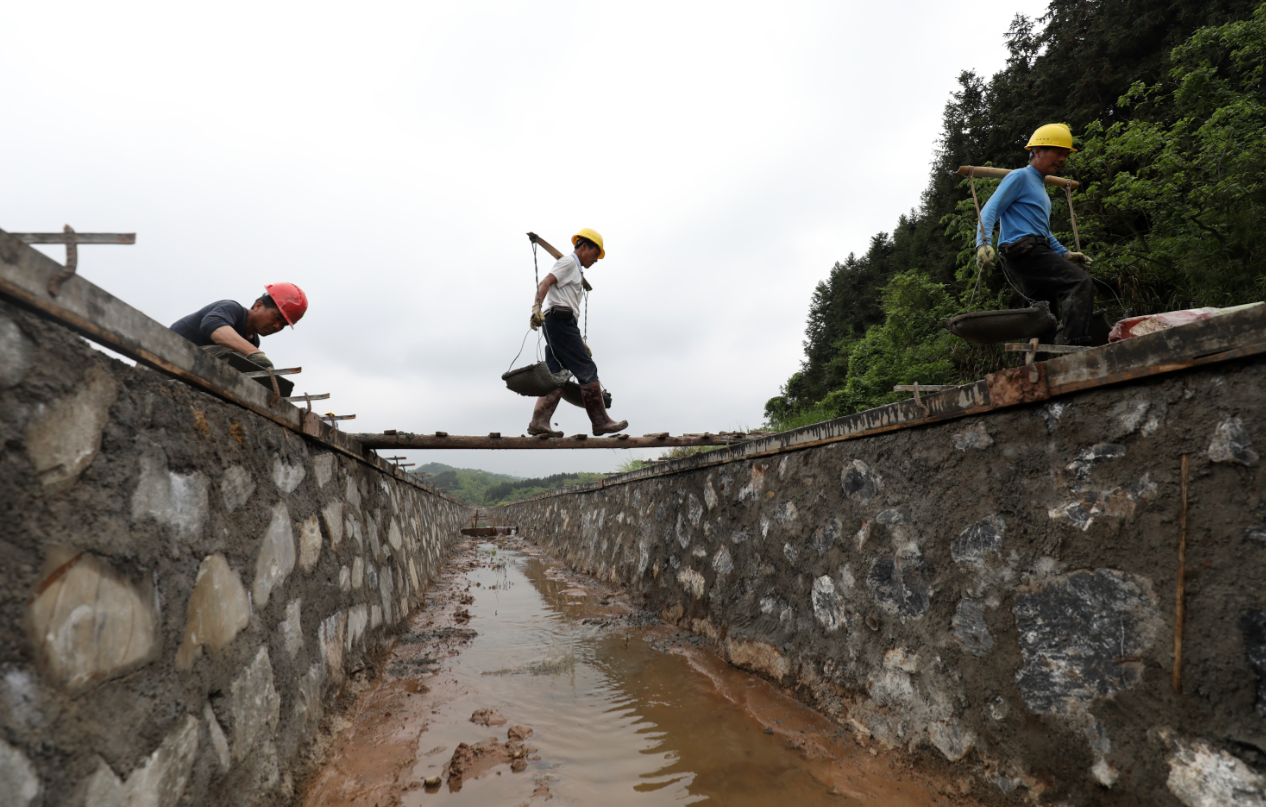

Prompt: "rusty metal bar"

[284,392,331,404]
[11,232,137,245]
[349,431,759,450]
[241,367,302,378]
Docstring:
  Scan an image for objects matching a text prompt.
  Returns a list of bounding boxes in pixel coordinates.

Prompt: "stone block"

[320,611,346,680]
[271,458,306,493]
[293,662,325,731]
[227,648,280,762]
[724,637,789,680]
[204,703,230,773]
[379,565,394,623]
[29,549,159,689]
[951,515,1004,569]
[279,598,304,659]
[1166,736,1266,807]
[1209,417,1258,466]
[867,555,930,622]
[297,515,322,572]
[345,475,361,510]
[0,738,40,807]
[711,545,733,574]
[220,465,255,513]
[0,314,33,389]
[928,720,975,762]
[73,714,200,807]
[351,556,364,589]
[387,518,403,551]
[252,505,295,610]
[321,501,344,548]
[811,575,844,632]
[131,452,209,544]
[313,454,334,488]
[953,598,993,656]
[676,567,705,599]
[26,365,118,491]
[952,422,994,451]
[176,554,251,670]
[1014,569,1160,715]
[346,605,368,649]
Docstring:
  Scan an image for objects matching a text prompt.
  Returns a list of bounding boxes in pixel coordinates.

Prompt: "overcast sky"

[3,0,1051,478]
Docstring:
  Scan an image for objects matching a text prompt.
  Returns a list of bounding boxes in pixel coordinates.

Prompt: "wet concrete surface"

[300,537,979,806]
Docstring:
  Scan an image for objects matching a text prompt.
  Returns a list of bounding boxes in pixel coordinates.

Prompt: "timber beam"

[350,431,770,450]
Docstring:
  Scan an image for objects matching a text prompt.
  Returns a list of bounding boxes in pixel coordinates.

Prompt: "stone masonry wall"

[500,355,1266,807]
[0,300,468,807]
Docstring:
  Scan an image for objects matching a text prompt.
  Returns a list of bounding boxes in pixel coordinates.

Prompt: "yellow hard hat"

[572,228,605,259]
[1025,123,1077,152]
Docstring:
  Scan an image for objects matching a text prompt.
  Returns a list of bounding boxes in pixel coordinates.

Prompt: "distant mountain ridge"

[409,463,602,505]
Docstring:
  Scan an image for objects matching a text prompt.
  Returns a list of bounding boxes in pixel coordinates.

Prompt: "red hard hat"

[265,282,308,327]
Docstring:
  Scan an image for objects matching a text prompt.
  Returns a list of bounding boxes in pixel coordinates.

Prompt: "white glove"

[975,245,996,270]
[247,350,273,369]
[1065,252,1093,266]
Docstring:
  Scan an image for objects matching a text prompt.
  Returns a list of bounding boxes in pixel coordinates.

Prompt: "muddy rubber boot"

[527,388,564,436]
[581,381,627,436]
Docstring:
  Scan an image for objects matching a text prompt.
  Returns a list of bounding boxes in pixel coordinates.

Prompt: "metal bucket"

[944,302,1057,344]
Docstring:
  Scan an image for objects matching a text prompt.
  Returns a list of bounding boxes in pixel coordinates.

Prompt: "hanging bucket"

[559,382,612,410]
[502,361,572,397]
[944,302,1057,344]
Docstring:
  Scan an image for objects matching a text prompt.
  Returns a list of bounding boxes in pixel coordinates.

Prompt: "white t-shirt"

[543,254,584,317]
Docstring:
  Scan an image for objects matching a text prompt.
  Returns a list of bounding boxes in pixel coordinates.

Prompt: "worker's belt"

[999,235,1043,259]
[546,307,575,321]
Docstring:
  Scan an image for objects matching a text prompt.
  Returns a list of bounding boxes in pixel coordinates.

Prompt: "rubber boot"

[581,381,627,436]
[527,388,564,437]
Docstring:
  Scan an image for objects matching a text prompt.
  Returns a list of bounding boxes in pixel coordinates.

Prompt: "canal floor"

[299,538,979,806]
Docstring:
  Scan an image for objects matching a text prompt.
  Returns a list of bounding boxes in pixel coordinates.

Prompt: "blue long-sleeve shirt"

[976,165,1067,254]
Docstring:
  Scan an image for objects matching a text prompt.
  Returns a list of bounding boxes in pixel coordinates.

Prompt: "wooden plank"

[348,431,756,450]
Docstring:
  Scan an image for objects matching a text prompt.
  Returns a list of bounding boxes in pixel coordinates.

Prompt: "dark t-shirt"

[169,300,259,348]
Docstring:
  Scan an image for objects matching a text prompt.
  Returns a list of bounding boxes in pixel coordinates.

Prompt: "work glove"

[247,350,273,370]
[530,303,545,331]
[1065,251,1094,266]
[975,245,996,270]
[584,340,592,357]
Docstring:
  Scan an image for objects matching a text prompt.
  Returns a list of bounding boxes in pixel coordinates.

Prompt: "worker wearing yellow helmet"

[527,228,628,437]
[975,124,1096,345]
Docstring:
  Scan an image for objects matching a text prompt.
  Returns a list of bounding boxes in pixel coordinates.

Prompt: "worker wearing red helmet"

[169,282,308,369]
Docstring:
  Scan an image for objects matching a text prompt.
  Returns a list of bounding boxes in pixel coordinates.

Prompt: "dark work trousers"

[1002,241,1096,345]
[543,311,599,385]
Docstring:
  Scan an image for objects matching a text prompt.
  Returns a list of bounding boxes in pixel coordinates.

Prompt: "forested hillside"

[766,0,1265,428]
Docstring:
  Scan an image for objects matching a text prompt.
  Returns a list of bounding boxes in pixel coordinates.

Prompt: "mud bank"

[0,300,467,806]
[499,354,1266,806]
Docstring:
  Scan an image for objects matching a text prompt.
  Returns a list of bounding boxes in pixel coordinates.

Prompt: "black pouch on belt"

[548,307,575,320]
[1000,235,1041,259]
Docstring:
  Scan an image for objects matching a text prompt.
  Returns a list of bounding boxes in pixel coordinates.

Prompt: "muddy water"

[301,540,971,806]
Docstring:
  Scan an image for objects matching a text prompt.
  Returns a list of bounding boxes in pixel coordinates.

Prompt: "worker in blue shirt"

[975,123,1095,345]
